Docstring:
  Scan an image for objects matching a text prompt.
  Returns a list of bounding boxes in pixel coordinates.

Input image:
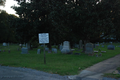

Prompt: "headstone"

[37,49,41,54]
[52,48,57,53]
[48,50,51,53]
[21,47,29,54]
[3,50,5,52]
[26,43,30,50]
[45,47,49,51]
[59,44,63,51]
[79,40,83,49]
[94,51,98,53]
[85,43,94,55]
[102,45,104,47]
[96,54,98,57]
[61,41,71,54]
[3,42,7,46]
[107,45,115,50]
[99,53,102,57]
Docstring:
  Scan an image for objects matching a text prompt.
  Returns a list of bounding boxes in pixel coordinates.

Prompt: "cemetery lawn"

[0,43,120,75]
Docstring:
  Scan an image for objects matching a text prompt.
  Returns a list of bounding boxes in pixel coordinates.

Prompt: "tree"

[0,0,6,6]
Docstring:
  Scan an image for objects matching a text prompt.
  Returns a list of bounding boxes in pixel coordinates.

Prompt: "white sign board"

[38,33,49,44]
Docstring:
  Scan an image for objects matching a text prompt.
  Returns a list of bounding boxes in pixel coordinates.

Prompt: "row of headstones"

[21,47,58,54]
[20,41,116,54]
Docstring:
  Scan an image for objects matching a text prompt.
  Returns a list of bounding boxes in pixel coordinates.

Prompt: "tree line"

[0,0,120,48]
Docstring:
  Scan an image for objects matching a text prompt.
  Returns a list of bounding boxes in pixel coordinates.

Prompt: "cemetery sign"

[38,33,49,44]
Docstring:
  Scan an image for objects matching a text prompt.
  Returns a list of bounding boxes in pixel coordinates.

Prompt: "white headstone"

[61,41,71,54]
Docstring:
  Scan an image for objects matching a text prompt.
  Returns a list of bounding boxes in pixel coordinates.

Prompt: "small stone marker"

[99,53,102,57]
[85,43,94,55]
[102,45,104,47]
[61,41,71,54]
[21,47,29,54]
[3,42,7,46]
[79,40,83,49]
[96,54,98,57]
[37,49,40,54]
[45,47,49,51]
[107,45,115,50]
[53,48,57,53]
[3,50,5,52]
[48,50,51,53]
[59,44,63,51]
[94,51,98,53]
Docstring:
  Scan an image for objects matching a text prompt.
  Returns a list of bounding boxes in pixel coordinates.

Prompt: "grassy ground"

[0,43,120,75]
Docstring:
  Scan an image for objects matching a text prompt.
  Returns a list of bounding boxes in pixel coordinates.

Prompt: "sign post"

[38,33,49,64]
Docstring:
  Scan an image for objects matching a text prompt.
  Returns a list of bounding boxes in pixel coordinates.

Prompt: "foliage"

[0,10,17,42]
[0,0,6,6]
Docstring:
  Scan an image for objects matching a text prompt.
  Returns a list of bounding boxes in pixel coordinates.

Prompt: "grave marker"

[85,43,94,55]
[61,41,71,54]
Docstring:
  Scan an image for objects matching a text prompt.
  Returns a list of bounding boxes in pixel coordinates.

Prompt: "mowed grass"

[0,43,120,75]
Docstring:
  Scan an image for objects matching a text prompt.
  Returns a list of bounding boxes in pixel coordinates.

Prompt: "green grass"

[104,73,120,79]
[0,43,120,75]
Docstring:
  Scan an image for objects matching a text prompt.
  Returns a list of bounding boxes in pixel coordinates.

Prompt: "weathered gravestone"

[102,45,104,47]
[45,47,49,51]
[107,45,115,50]
[52,48,57,53]
[61,41,71,54]
[59,44,63,51]
[37,49,41,54]
[85,43,94,55]
[3,42,7,46]
[21,47,29,54]
[79,40,83,49]
[26,43,30,50]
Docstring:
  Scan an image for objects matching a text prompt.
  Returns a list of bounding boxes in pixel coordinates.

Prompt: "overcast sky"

[0,0,19,15]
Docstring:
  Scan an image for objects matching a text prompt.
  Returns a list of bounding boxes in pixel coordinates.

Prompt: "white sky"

[0,0,19,16]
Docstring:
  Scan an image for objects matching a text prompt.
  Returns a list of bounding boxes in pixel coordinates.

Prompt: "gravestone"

[21,47,29,54]
[26,43,30,50]
[59,44,63,51]
[48,50,51,53]
[74,53,81,55]
[37,49,41,54]
[79,40,83,49]
[45,47,49,51]
[61,41,71,54]
[107,45,115,50]
[85,43,94,55]
[99,53,102,57]
[52,48,57,53]
[3,42,7,46]
[102,45,104,47]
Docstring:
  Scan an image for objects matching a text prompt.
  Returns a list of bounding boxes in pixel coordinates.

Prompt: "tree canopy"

[12,0,120,46]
